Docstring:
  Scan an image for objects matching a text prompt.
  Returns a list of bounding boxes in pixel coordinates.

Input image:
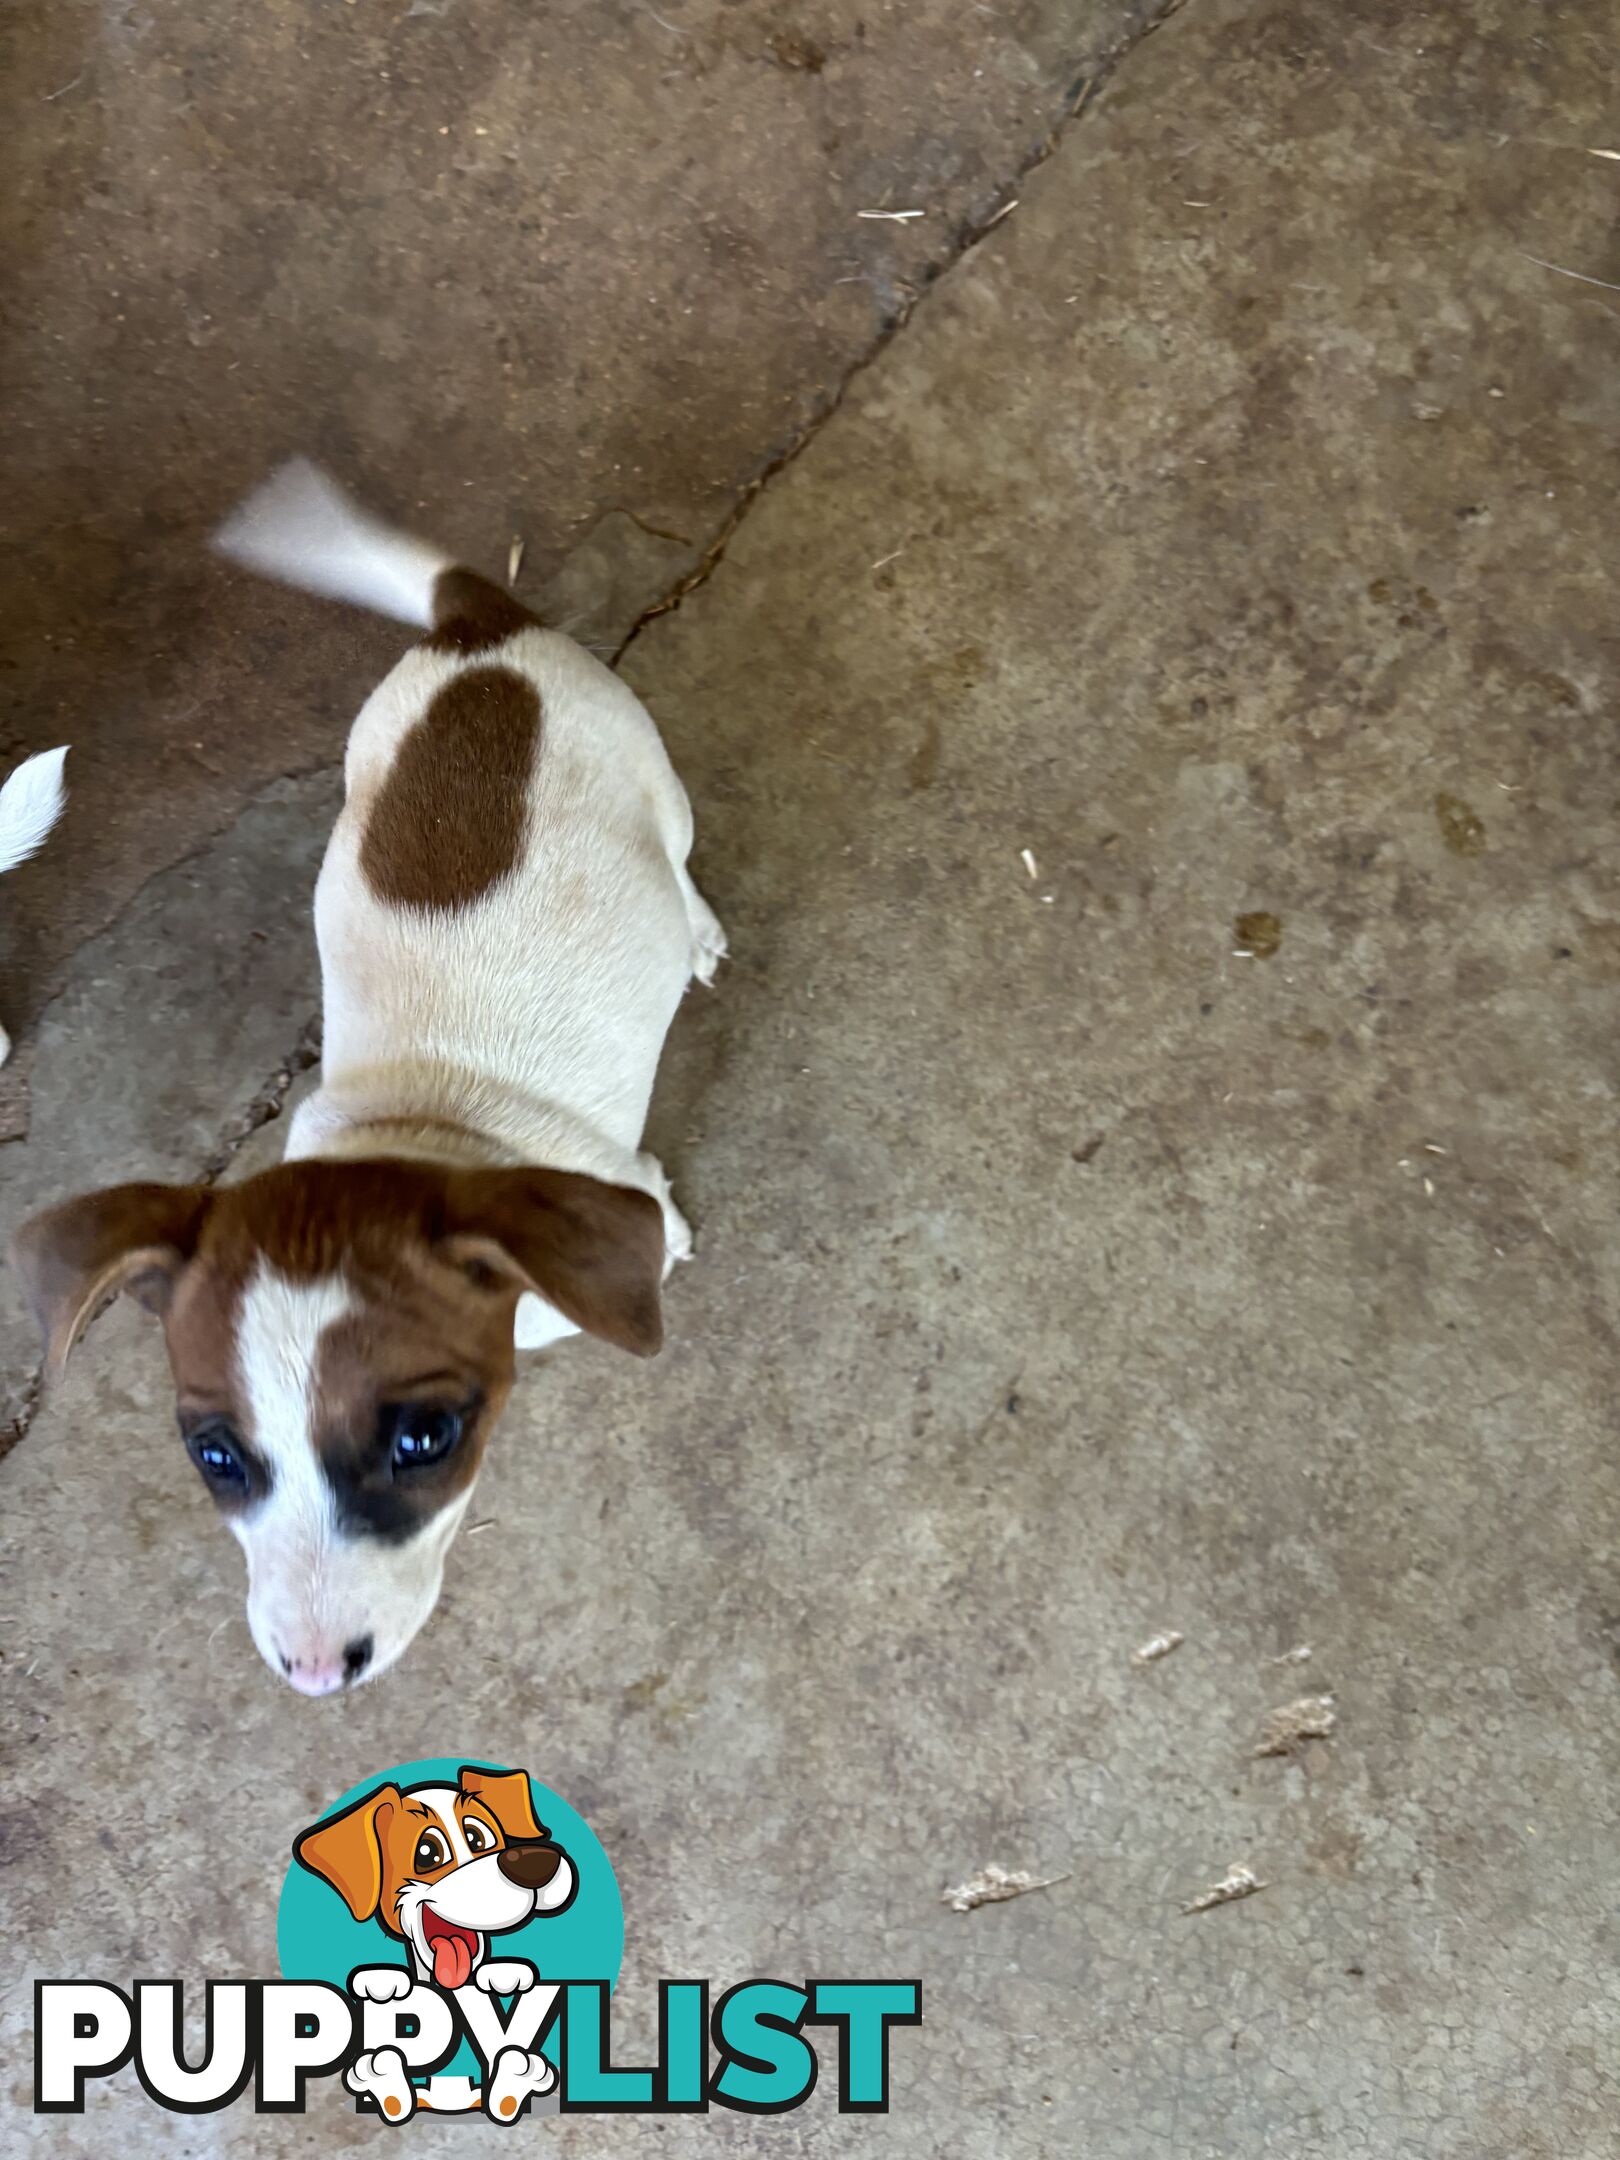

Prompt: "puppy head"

[11,1160,664,1692]
[293,1764,575,1987]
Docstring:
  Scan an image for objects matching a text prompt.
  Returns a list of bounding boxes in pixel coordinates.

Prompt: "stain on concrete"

[1234,909,1283,958]
[1434,791,1487,856]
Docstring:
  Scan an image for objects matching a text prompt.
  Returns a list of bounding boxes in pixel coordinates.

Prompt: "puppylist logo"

[34,1756,921,2122]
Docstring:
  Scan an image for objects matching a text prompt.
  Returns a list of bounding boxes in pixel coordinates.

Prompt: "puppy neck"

[282,1063,622,1180]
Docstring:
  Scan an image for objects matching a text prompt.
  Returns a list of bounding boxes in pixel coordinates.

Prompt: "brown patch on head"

[359,667,541,912]
[304,1247,520,1547]
[17,1159,664,1524]
[423,566,536,654]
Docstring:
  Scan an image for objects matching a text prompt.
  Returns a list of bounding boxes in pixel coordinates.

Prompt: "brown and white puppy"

[12,463,724,1694]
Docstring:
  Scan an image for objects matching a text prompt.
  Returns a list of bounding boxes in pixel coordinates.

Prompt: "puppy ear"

[441,1168,665,1357]
[458,1765,546,1842]
[10,1183,212,1379]
[293,1784,401,1924]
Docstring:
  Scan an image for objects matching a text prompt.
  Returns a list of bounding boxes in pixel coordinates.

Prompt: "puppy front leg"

[677,862,727,986]
[635,1152,693,1271]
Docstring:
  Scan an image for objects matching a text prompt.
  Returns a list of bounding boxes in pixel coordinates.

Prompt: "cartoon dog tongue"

[427,1922,475,1990]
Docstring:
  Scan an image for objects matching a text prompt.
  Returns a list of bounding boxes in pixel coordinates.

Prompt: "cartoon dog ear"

[293,1785,402,1923]
[459,1765,546,1842]
[10,1183,212,1378]
[439,1167,665,1357]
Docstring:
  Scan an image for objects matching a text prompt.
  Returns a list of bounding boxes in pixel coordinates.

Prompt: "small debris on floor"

[507,537,525,586]
[1267,1643,1313,1665]
[858,207,925,222]
[1020,846,1038,879]
[1233,909,1283,958]
[1181,1863,1267,1916]
[942,1863,1070,1913]
[1132,1629,1185,1665]
[466,1518,497,1536]
[1254,1692,1337,1757]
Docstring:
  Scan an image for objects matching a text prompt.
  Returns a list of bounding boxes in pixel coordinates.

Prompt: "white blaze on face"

[231,1263,469,1692]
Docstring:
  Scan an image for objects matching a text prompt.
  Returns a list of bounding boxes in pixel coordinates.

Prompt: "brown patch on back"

[359,667,541,910]
[424,567,537,654]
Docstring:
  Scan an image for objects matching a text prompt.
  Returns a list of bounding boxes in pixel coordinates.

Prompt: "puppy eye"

[386,1404,464,1473]
[464,1819,492,1853]
[185,1423,248,1491]
[413,1830,449,1872]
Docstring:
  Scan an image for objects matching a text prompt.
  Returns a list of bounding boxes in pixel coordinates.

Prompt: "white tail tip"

[0,746,68,875]
[213,458,450,629]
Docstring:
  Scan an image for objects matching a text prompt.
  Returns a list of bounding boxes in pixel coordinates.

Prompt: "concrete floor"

[4,0,1619,2154]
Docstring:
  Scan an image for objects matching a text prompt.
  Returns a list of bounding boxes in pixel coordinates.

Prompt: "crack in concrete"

[197,1012,323,1184]
[613,0,1193,662]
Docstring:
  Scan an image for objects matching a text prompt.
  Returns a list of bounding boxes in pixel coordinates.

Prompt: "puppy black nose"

[497,1839,564,1890]
[342,1635,374,1683]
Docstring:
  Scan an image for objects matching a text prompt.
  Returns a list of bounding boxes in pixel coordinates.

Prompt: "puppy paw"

[350,1965,414,2003]
[484,2045,557,2121]
[662,1196,694,1268]
[345,2046,416,2121]
[680,873,727,987]
[475,1959,537,1996]
[635,1152,695,1268]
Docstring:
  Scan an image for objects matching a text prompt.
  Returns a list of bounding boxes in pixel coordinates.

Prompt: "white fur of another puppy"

[0,745,69,1067]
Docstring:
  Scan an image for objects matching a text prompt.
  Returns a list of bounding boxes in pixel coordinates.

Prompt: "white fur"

[232,1264,471,1690]
[0,746,69,1068]
[219,461,726,1339]
[0,746,68,874]
[214,458,451,628]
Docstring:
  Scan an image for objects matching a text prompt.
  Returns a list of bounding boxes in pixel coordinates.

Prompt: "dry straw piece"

[1253,1693,1337,1758]
[1181,1863,1267,1916]
[941,1864,1071,1914]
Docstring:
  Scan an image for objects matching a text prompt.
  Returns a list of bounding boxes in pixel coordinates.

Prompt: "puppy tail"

[0,746,68,876]
[213,458,454,629]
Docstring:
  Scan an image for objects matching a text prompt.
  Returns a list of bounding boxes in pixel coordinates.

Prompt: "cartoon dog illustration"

[294,1764,574,2121]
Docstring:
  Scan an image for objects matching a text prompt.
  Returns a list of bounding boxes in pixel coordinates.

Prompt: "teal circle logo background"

[277,1757,623,2073]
